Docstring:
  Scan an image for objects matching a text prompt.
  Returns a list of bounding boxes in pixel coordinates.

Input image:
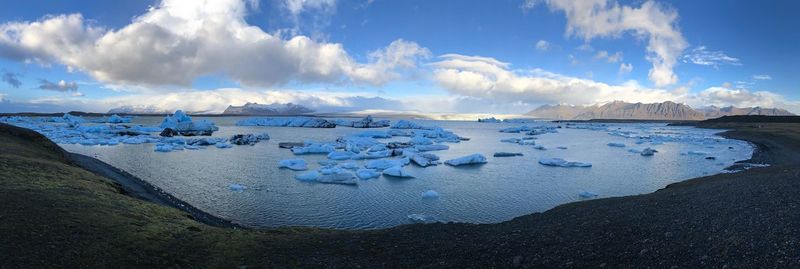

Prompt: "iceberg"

[499,126,531,133]
[279,159,308,171]
[478,117,502,123]
[62,113,85,128]
[421,190,440,199]
[365,158,410,170]
[318,160,338,167]
[445,154,488,166]
[295,171,320,182]
[327,151,356,160]
[291,143,336,154]
[336,115,391,128]
[214,142,233,149]
[538,158,592,168]
[641,147,658,156]
[229,133,270,145]
[391,120,433,130]
[340,162,360,170]
[383,166,414,178]
[154,143,175,152]
[106,114,132,124]
[607,142,626,147]
[406,152,440,167]
[159,110,219,136]
[415,144,449,152]
[316,170,357,185]
[235,117,336,128]
[356,168,381,179]
[493,152,523,157]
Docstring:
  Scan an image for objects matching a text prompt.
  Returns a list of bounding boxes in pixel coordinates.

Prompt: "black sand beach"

[1,118,799,268]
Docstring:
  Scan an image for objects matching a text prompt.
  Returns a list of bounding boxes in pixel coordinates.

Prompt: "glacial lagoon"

[5,115,753,229]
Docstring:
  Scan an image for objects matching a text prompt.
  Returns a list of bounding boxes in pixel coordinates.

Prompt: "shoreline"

[67,152,242,229]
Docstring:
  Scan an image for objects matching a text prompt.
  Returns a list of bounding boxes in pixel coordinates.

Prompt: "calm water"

[62,117,753,229]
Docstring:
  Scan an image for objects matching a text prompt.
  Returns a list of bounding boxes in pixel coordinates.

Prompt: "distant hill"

[107,105,171,115]
[222,102,313,115]
[697,105,794,118]
[526,101,795,120]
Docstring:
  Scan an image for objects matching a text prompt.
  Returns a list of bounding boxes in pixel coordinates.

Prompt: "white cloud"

[682,46,741,67]
[594,50,622,63]
[283,0,337,17]
[535,40,551,51]
[430,53,799,113]
[38,79,78,92]
[536,0,688,87]
[0,0,428,88]
[753,74,772,80]
[431,53,683,105]
[619,62,633,74]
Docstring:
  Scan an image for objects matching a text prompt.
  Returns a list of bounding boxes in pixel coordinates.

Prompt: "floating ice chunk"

[106,114,131,124]
[184,145,200,150]
[154,143,174,152]
[236,117,336,128]
[317,170,357,185]
[607,142,626,147]
[478,117,501,123]
[366,158,410,170]
[337,115,391,128]
[122,136,150,144]
[159,110,219,136]
[533,145,547,150]
[556,146,568,150]
[493,152,523,157]
[445,154,488,166]
[295,171,320,182]
[356,168,381,179]
[186,137,224,146]
[383,166,414,178]
[409,136,433,145]
[578,191,598,198]
[215,142,233,149]
[499,125,531,133]
[388,129,413,137]
[340,162,360,170]
[407,152,440,167]
[318,160,338,166]
[421,190,439,199]
[687,150,708,155]
[228,184,247,192]
[229,133,269,145]
[351,150,393,160]
[538,158,592,168]
[391,120,432,130]
[62,113,85,128]
[501,138,521,143]
[279,159,308,171]
[415,144,449,152]
[292,143,335,154]
[327,151,355,160]
[641,148,658,156]
[407,213,435,223]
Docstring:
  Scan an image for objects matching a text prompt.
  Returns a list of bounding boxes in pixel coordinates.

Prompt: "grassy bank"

[1,122,799,268]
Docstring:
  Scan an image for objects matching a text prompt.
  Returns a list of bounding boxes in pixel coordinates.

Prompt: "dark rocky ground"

[1,119,799,268]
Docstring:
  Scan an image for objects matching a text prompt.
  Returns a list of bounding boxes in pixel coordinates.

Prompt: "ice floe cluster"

[0,111,268,153]
[332,115,391,128]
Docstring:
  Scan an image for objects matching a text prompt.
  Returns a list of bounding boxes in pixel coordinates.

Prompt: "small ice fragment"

[229,184,247,192]
[641,148,658,156]
[557,146,568,150]
[383,166,414,178]
[607,142,625,147]
[421,190,439,199]
[538,158,592,168]
[279,159,308,171]
[295,171,321,181]
[356,168,381,179]
[578,191,598,198]
[493,152,523,157]
[444,154,488,166]
[215,142,233,149]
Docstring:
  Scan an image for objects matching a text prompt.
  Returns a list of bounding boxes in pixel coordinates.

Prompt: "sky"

[0,0,798,114]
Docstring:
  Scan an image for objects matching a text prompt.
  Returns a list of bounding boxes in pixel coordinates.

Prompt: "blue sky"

[0,0,798,114]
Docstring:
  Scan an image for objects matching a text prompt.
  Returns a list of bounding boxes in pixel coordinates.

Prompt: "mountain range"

[222,102,313,115]
[526,101,795,120]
